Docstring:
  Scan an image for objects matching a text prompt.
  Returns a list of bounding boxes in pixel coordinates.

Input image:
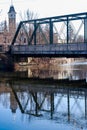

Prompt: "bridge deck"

[11,43,87,57]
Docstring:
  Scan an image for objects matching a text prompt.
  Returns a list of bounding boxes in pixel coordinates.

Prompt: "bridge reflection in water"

[0,79,87,129]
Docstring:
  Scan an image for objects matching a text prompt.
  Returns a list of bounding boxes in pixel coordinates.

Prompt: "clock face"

[9,13,15,18]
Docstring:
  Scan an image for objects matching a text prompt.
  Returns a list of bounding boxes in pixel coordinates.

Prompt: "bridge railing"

[11,43,87,56]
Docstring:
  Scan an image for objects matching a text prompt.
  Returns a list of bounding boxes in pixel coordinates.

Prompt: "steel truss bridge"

[2,12,87,57]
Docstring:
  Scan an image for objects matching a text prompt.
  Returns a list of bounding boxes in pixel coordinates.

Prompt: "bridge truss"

[12,12,87,45]
[10,12,87,57]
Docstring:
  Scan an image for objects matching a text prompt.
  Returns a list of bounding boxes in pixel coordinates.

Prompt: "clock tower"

[8,5,16,34]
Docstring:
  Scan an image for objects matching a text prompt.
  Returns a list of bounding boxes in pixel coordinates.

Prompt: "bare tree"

[76,35,84,43]
[17,9,38,45]
[20,9,38,21]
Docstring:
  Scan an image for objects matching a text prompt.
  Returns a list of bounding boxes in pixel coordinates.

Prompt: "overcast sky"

[0,0,87,22]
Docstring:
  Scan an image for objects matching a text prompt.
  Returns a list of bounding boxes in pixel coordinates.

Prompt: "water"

[0,62,87,130]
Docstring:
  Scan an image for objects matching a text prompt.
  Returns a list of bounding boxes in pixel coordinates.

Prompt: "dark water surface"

[0,62,87,130]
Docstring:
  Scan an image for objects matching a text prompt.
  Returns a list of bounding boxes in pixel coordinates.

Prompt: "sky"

[0,0,87,23]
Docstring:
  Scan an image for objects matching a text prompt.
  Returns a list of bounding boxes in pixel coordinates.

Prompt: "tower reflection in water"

[0,79,87,130]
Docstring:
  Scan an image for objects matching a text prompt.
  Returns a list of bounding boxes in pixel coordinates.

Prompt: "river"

[0,61,87,130]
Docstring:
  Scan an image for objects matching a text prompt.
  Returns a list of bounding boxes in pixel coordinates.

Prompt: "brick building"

[0,5,16,45]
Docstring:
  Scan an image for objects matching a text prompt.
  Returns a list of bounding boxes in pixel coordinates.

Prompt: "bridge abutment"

[0,54,14,70]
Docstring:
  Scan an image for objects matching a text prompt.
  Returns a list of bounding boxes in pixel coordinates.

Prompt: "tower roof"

[8,5,16,13]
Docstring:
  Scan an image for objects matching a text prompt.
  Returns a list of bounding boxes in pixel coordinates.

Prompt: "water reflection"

[14,62,87,81]
[0,79,87,130]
